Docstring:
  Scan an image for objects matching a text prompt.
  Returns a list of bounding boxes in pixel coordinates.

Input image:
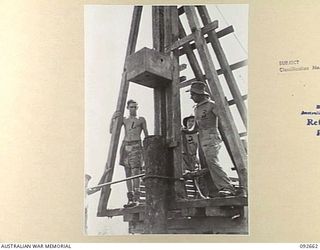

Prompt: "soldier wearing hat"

[185,81,236,197]
[182,115,199,172]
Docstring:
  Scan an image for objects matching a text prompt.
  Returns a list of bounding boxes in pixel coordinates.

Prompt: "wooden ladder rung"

[170,20,218,51]
[179,60,248,89]
[227,94,248,106]
[178,25,235,56]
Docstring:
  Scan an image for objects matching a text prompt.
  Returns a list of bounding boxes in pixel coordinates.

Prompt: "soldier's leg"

[123,164,136,207]
[201,137,235,193]
[199,144,217,197]
[128,145,143,203]
[132,167,141,203]
[124,164,133,193]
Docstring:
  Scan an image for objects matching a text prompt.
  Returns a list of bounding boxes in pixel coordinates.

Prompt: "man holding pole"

[110,99,149,207]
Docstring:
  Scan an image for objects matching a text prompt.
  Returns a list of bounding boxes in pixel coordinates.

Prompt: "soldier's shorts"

[119,140,143,170]
[199,132,235,192]
[183,153,199,171]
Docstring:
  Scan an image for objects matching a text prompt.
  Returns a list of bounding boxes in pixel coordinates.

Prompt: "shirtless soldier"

[110,99,148,207]
[185,81,236,197]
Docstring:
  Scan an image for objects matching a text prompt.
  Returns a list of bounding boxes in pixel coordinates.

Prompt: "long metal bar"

[89,174,145,192]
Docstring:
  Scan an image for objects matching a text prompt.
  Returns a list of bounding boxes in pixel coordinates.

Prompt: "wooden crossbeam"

[228,94,248,106]
[171,196,248,209]
[216,25,234,38]
[239,132,247,137]
[178,25,234,56]
[179,59,248,88]
[197,6,247,129]
[104,197,247,217]
[184,6,247,190]
[229,59,247,71]
[205,207,242,217]
[97,6,143,217]
[167,216,247,234]
[170,20,218,51]
[178,19,206,82]
[105,205,145,217]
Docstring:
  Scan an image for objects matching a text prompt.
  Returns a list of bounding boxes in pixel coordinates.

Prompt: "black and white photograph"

[85,5,248,235]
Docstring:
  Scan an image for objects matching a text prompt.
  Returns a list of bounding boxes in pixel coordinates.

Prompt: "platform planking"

[129,215,248,234]
[104,196,247,218]
[171,196,248,209]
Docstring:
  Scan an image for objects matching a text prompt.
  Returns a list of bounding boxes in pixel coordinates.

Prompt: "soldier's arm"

[141,117,149,137]
[109,111,123,134]
[210,102,219,116]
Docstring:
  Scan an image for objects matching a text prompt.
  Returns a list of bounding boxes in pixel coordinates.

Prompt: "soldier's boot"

[123,191,137,208]
[236,186,247,198]
[218,187,237,197]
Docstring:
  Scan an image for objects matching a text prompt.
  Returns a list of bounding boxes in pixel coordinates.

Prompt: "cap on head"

[182,115,195,127]
[127,99,138,107]
[186,81,210,96]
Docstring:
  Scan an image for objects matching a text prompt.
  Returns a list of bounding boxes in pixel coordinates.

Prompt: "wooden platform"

[104,196,247,217]
[129,215,248,234]
[102,196,248,234]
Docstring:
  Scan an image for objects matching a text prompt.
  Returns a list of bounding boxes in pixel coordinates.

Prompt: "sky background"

[85,5,248,235]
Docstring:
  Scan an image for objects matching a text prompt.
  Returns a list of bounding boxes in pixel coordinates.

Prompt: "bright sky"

[85,5,248,235]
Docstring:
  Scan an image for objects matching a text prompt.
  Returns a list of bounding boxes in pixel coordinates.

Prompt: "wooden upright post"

[97,6,143,216]
[164,6,186,199]
[144,136,169,234]
[152,6,167,136]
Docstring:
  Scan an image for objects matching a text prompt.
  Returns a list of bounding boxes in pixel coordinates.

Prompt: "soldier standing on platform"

[110,99,148,207]
[185,81,236,197]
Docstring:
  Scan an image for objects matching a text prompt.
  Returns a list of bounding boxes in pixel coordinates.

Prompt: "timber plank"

[105,205,145,217]
[178,59,248,88]
[171,196,248,209]
[178,25,235,56]
[167,216,247,234]
[170,20,218,51]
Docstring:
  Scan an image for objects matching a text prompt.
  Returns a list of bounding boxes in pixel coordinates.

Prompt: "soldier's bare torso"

[123,116,146,142]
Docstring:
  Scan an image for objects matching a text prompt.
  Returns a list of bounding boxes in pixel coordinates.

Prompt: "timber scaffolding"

[96,5,248,234]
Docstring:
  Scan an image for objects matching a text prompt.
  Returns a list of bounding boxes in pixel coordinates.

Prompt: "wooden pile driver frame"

[95,5,248,234]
